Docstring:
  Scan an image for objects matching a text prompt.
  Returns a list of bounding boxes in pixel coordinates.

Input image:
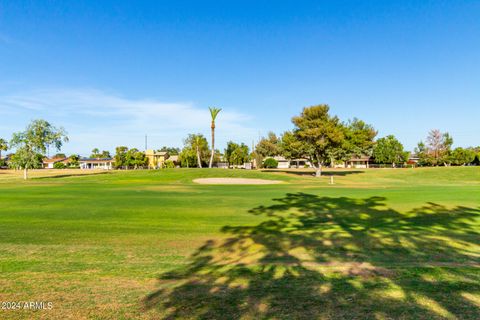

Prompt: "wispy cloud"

[0,88,257,154]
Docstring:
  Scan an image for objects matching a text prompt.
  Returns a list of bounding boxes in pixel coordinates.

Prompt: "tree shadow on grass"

[34,171,111,179]
[144,194,480,319]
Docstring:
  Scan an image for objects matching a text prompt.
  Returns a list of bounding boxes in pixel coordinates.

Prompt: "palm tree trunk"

[209,123,215,168]
[196,146,202,168]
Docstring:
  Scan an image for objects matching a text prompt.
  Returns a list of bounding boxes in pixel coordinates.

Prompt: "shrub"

[163,160,175,168]
[53,162,66,169]
[263,158,278,169]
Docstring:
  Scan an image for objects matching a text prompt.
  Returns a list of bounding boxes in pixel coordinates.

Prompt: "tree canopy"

[344,118,377,157]
[91,148,111,158]
[10,119,68,179]
[256,132,280,158]
[158,146,180,155]
[114,146,146,169]
[225,141,250,166]
[416,129,453,166]
[114,146,129,169]
[450,147,476,166]
[279,131,306,160]
[126,148,147,169]
[180,134,209,168]
[373,135,408,166]
[326,118,377,167]
[291,105,345,176]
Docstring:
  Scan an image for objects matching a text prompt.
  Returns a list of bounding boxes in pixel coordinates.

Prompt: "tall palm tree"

[208,107,222,168]
[0,138,7,160]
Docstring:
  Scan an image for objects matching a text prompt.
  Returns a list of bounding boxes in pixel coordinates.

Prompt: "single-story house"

[43,157,71,169]
[79,158,114,170]
[290,158,312,168]
[407,154,419,165]
[215,162,229,169]
[272,156,290,169]
[145,150,169,169]
[346,155,373,169]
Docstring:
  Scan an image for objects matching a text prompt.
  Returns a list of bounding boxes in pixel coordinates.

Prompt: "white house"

[346,155,373,169]
[79,158,114,170]
[289,158,312,168]
[273,156,290,169]
[42,157,71,169]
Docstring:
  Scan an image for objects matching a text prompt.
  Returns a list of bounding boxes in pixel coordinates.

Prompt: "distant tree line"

[2,105,479,178]
[253,105,479,174]
[90,148,111,159]
[114,147,147,169]
[254,105,377,176]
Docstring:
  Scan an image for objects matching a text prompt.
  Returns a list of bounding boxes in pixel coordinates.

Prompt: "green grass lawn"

[0,167,479,319]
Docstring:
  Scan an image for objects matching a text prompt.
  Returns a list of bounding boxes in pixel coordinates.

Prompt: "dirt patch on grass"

[193,178,284,185]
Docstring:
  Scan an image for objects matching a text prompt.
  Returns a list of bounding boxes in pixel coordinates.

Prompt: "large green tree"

[179,147,197,168]
[291,105,345,176]
[68,154,80,168]
[279,131,307,160]
[450,147,476,166]
[208,107,221,168]
[416,130,454,166]
[414,142,431,166]
[326,119,377,167]
[114,146,129,169]
[10,119,68,179]
[256,132,280,158]
[114,147,146,169]
[183,134,209,168]
[225,141,250,166]
[372,135,408,167]
[126,148,147,169]
[474,147,480,166]
[100,150,111,158]
[344,118,377,157]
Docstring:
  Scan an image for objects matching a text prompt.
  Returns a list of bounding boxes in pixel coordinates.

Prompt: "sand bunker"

[193,178,283,185]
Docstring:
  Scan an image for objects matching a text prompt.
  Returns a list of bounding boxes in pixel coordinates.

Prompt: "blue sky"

[1,1,479,155]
